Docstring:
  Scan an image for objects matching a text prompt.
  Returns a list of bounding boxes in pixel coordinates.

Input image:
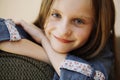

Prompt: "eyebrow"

[79,16,93,20]
[51,9,63,14]
[51,9,93,21]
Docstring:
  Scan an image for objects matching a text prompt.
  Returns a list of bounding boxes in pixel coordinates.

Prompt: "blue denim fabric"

[0,18,31,41]
[0,18,10,41]
[53,43,113,80]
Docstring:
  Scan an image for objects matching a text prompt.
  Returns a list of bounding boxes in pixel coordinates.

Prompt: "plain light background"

[0,0,41,22]
[0,0,120,52]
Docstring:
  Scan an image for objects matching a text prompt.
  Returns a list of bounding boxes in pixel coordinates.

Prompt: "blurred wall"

[114,0,120,37]
[113,0,120,54]
[0,0,42,22]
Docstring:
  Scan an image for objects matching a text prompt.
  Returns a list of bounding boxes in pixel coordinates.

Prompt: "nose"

[58,19,72,37]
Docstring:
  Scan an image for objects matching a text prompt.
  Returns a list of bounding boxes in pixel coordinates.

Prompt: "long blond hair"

[34,0,118,78]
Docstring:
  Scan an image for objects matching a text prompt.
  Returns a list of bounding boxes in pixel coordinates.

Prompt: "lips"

[54,35,74,43]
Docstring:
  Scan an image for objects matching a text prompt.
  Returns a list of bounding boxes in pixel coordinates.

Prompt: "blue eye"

[74,18,84,24]
[51,13,61,18]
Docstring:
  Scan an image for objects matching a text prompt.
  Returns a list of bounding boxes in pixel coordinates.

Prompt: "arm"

[15,20,43,43]
[0,39,50,64]
[0,18,50,64]
[15,20,66,75]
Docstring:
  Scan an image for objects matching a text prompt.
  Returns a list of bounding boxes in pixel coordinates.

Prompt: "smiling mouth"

[54,35,74,43]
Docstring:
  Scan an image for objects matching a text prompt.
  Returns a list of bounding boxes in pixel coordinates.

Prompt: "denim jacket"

[0,18,114,80]
[0,18,33,41]
[53,46,113,80]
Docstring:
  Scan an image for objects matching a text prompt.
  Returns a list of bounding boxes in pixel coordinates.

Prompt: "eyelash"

[51,13,61,18]
[73,18,84,25]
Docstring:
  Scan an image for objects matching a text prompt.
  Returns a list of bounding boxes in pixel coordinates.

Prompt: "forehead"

[51,0,94,18]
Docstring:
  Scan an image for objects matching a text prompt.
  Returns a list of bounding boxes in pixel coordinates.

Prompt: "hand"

[15,20,67,75]
[15,20,45,44]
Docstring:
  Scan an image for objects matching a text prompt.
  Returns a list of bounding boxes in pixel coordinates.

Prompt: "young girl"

[0,0,118,80]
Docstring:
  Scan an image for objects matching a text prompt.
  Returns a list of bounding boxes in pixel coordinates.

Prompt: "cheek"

[44,21,56,36]
[75,28,92,42]
[44,24,51,36]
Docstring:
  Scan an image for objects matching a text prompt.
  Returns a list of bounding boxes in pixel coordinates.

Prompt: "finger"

[15,20,32,29]
[13,19,22,25]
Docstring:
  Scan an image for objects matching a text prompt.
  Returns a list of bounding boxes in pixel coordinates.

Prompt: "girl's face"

[44,0,94,53]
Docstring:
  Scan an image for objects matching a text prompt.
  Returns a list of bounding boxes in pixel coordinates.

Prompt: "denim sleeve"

[0,18,31,42]
[53,43,113,80]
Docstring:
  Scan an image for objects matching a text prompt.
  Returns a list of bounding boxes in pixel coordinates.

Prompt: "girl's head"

[34,0,115,59]
[44,0,94,55]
